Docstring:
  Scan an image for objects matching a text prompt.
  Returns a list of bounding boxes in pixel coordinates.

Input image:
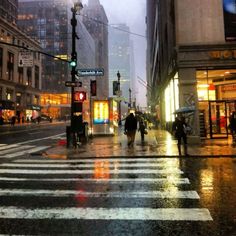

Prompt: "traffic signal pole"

[67,1,83,148]
[71,7,77,134]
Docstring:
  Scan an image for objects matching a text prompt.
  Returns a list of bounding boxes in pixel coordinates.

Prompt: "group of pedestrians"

[124,112,148,147]
[124,111,190,156]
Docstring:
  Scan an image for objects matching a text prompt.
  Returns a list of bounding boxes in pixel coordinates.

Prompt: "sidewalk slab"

[42,129,236,158]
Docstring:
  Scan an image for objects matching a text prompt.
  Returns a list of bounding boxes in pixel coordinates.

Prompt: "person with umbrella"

[172,113,189,156]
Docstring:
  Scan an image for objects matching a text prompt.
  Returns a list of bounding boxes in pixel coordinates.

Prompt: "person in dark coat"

[229,111,236,141]
[138,120,146,142]
[172,114,189,156]
[124,113,137,147]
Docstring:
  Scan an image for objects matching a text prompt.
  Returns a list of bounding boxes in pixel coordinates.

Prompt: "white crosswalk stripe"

[0,143,50,158]
[0,156,213,234]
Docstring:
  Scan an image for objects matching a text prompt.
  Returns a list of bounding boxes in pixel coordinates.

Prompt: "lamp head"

[74,1,83,12]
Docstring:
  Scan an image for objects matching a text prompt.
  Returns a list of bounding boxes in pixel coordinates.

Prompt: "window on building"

[7,52,14,81]
[18,67,23,84]
[6,89,13,100]
[34,95,39,105]
[35,65,39,89]
[27,67,32,86]
[16,92,22,106]
[26,93,31,104]
[0,87,2,100]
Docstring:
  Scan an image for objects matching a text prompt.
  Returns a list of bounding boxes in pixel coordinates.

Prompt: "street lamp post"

[69,1,83,147]
[117,71,122,126]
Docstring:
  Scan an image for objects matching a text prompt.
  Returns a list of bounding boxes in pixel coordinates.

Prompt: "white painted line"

[0,144,7,147]
[0,145,34,155]
[0,163,180,168]
[16,133,65,145]
[0,144,19,151]
[0,177,190,184]
[0,168,183,174]
[0,207,213,221]
[3,146,50,158]
[13,158,178,163]
[0,189,200,199]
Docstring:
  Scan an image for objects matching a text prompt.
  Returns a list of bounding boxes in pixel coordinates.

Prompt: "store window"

[7,51,14,81]
[196,69,236,101]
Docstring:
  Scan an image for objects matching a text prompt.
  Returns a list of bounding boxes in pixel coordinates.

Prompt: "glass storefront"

[197,68,236,138]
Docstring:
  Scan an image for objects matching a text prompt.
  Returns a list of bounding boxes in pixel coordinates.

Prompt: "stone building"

[146,0,236,141]
[0,0,42,123]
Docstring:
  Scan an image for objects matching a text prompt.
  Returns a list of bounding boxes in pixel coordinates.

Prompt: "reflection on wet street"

[0,153,235,235]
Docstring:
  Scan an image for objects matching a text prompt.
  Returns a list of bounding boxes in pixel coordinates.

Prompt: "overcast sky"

[82,0,147,107]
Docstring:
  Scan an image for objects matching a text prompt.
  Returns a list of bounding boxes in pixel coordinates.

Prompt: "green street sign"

[77,68,104,77]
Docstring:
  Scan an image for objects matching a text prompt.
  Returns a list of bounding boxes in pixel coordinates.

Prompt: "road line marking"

[0,189,200,199]
[0,145,34,155]
[2,146,50,158]
[0,144,19,151]
[0,144,7,147]
[0,177,190,184]
[0,168,183,174]
[0,207,213,221]
[12,133,65,145]
[0,163,181,168]
[13,158,179,163]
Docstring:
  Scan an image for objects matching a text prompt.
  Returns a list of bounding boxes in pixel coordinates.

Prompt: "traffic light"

[70,53,77,67]
[74,91,86,102]
[90,80,97,96]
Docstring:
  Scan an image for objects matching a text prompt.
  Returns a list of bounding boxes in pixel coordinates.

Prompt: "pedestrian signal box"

[74,91,86,102]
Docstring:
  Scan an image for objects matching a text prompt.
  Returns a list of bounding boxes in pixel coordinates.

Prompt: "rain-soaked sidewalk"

[44,128,236,158]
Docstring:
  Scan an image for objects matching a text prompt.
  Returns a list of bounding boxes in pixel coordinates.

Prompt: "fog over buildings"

[82,0,147,108]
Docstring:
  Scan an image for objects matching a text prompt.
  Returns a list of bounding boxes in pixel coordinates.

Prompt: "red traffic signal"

[74,91,86,102]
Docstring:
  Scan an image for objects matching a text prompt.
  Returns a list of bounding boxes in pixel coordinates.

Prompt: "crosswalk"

[0,143,50,158]
[0,157,213,235]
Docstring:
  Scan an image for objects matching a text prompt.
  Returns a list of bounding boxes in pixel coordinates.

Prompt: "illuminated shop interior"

[197,69,236,138]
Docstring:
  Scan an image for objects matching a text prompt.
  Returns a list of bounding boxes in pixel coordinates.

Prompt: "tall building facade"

[18,0,70,93]
[109,24,134,107]
[0,0,42,123]
[0,0,18,25]
[82,0,109,100]
[18,0,96,119]
[147,0,236,142]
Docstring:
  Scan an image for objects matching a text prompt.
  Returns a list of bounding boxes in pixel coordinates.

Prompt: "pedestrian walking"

[138,120,146,142]
[229,111,236,142]
[124,113,137,147]
[11,116,16,126]
[172,114,189,156]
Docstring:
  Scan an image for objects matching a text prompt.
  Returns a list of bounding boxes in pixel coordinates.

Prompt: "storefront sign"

[27,105,41,111]
[221,84,236,91]
[209,50,236,59]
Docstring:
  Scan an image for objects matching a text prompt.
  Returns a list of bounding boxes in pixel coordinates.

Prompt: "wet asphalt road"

[0,124,236,235]
[0,155,235,235]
